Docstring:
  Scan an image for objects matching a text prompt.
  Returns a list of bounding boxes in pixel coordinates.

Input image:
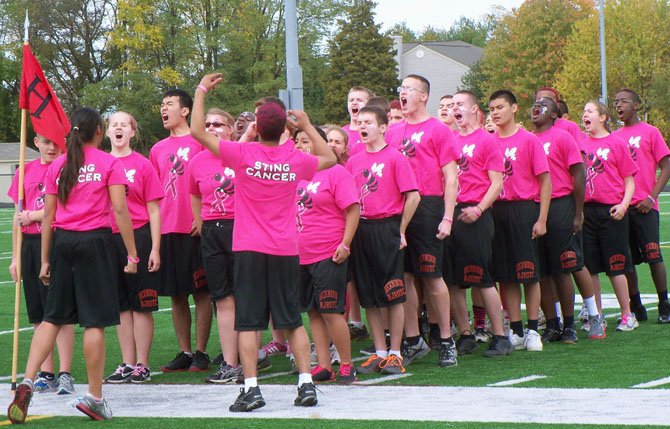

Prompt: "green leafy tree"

[385,21,417,42]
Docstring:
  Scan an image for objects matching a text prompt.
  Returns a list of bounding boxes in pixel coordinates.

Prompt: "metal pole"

[599,0,608,105]
[283,0,303,110]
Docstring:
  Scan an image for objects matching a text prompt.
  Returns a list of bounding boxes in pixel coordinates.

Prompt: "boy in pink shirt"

[613,88,670,323]
[347,106,420,375]
[192,73,337,412]
[150,89,212,373]
[343,86,373,148]
[536,87,586,150]
[489,90,552,352]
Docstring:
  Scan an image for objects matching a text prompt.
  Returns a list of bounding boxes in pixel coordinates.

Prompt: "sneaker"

[474,327,491,343]
[57,373,75,395]
[261,340,288,356]
[428,331,441,350]
[541,328,563,344]
[509,332,526,350]
[161,351,193,372]
[189,350,210,372]
[289,354,298,375]
[310,343,318,365]
[359,343,376,356]
[294,382,318,407]
[483,335,514,357]
[616,313,639,332]
[455,334,477,355]
[580,320,590,332]
[206,364,242,384]
[74,393,113,420]
[104,363,134,384]
[7,381,33,424]
[658,301,670,324]
[257,355,272,373]
[379,354,406,374]
[588,314,606,339]
[578,304,589,324]
[337,363,357,385]
[561,327,578,344]
[212,353,225,366]
[438,341,458,367]
[631,303,648,321]
[357,354,384,374]
[538,308,547,330]
[524,329,543,352]
[329,344,341,365]
[129,364,151,383]
[310,365,335,382]
[349,323,369,341]
[401,337,430,365]
[229,386,265,412]
[34,372,57,393]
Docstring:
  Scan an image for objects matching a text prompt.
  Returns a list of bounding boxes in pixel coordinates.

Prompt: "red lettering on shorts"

[609,254,626,272]
[463,265,483,284]
[193,268,208,289]
[560,251,578,270]
[138,289,158,309]
[515,261,536,281]
[645,243,660,260]
[384,279,406,302]
[419,253,437,273]
[319,290,338,310]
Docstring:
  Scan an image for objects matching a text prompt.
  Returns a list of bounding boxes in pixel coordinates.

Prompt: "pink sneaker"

[261,340,287,356]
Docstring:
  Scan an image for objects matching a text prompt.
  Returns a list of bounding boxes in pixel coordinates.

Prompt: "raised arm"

[192,73,225,156]
[287,110,336,171]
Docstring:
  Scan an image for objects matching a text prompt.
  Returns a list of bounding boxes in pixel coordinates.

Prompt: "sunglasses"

[205,122,227,128]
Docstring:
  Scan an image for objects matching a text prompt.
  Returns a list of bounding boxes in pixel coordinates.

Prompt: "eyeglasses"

[397,86,424,94]
[205,122,227,128]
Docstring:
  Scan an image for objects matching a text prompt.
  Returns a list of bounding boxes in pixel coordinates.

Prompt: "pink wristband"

[442,217,453,224]
[647,195,656,204]
[474,206,483,217]
[197,84,208,93]
[341,243,350,252]
[127,255,140,264]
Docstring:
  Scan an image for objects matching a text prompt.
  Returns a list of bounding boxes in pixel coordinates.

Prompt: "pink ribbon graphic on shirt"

[295,187,313,232]
[585,154,604,196]
[210,171,235,215]
[358,168,380,216]
[166,170,178,199]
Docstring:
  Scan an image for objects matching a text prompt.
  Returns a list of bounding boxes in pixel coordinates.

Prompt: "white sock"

[244,377,258,392]
[376,350,388,358]
[554,302,562,319]
[298,373,312,387]
[184,351,193,357]
[351,321,364,328]
[584,296,598,316]
[388,349,401,357]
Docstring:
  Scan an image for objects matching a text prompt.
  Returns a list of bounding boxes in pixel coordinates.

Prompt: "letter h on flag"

[19,45,70,151]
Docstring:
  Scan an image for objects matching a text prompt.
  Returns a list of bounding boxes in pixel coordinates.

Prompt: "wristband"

[127,255,140,264]
[474,206,483,217]
[442,217,453,224]
[647,195,656,204]
[341,243,350,252]
[196,84,208,93]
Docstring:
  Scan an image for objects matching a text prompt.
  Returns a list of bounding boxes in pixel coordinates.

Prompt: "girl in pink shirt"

[9,107,138,423]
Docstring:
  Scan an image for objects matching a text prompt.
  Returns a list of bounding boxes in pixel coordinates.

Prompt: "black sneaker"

[455,334,477,355]
[561,327,578,344]
[161,352,193,372]
[401,337,430,366]
[104,363,134,384]
[129,364,151,383]
[359,343,376,356]
[212,353,225,366]
[541,328,563,344]
[349,323,369,341]
[658,301,670,324]
[229,386,266,412]
[483,335,514,357]
[631,303,648,321]
[294,382,318,407]
[189,350,210,372]
[438,340,458,367]
[257,355,272,373]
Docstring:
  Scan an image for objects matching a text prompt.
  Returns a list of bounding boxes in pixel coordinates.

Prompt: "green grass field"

[1,197,670,428]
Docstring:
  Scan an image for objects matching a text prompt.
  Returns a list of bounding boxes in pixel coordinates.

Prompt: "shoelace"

[338,364,353,376]
[379,355,403,369]
[361,354,381,367]
[131,365,145,377]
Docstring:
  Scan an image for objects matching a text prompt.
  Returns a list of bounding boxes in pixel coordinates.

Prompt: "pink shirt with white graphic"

[494,128,549,202]
[296,165,358,265]
[111,151,164,233]
[534,127,583,199]
[189,149,235,221]
[7,159,50,235]
[44,146,127,231]
[218,140,318,256]
[343,124,360,149]
[583,134,639,204]
[149,134,203,234]
[385,117,458,196]
[454,128,504,204]
[555,118,586,152]
[613,122,670,210]
[346,145,418,219]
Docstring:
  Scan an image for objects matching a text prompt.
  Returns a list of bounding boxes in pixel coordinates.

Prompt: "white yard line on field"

[487,375,547,387]
[355,373,412,385]
[632,376,670,389]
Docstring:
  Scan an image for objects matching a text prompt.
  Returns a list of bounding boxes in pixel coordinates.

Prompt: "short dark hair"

[405,74,430,95]
[359,106,388,126]
[366,96,391,113]
[616,88,642,104]
[489,90,517,105]
[163,89,193,114]
[556,100,569,116]
[454,90,478,106]
[440,94,453,101]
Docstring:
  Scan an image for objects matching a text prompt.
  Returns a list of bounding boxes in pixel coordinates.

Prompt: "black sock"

[406,335,421,346]
[58,371,70,377]
[429,323,439,336]
[39,371,55,380]
[564,316,575,329]
[527,319,538,332]
[546,317,559,331]
[658,290,668,303]
[441,337,455,345]
[630,292,643,307]
[511,321,524,337]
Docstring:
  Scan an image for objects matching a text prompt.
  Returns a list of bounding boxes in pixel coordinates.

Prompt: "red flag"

[19,44,70,152]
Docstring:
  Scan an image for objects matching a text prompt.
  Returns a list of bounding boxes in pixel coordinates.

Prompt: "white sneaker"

[524,329,543,351]
[329,344,341,365]
[509,332,525,350]
[538,309,547,331]
[615,313,639,332]
[578,304,589,324]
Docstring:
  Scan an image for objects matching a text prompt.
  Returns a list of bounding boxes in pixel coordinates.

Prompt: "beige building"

[0,143,41,205]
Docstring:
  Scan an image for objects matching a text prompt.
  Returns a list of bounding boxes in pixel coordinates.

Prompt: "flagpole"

[11,10,30,393]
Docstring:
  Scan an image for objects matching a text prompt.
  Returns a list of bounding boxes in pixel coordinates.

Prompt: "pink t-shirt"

[534,127,583,199]
[149,134,204,234]
[189,150,235,221]
[111,152,164,233]
[346,145,418,219]
[385,117,458,196]
[296,165,358,265]
[555,118,586,152]
[343,124,361,149]
[454,128,504,204]
[613,122,670,209]
[218,140,318,256]
[494,128,549,201]
[7,159,50,235]
[583,134,639,204]
[44,146,127,231]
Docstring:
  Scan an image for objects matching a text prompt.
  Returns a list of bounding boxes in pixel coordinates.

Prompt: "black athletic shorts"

[491,201,541,283]
[628,207,663,265]
[350,216,407,308]
[113,224,159,312]
[44,228,119,328]
[201,220,235,302]
[583,203,632,276]
[539,195,585,277]
[300,257,348,314]
[234,251,302,331]
[21,234,48,324]
[450,204,495,288]
[404,196,445,277]
[158,233,208,296]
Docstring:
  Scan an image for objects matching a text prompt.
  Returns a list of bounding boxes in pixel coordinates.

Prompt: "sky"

[374,0,526,32]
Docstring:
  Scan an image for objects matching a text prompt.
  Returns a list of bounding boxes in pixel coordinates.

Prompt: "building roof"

[402,41,483,67]
[0,143,41,163]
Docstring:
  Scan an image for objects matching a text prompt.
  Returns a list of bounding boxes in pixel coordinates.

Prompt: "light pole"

[599,0,608,105]
[280,0,304,110]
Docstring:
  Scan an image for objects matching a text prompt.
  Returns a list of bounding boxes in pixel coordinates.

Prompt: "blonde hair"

[206,108,235,128]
